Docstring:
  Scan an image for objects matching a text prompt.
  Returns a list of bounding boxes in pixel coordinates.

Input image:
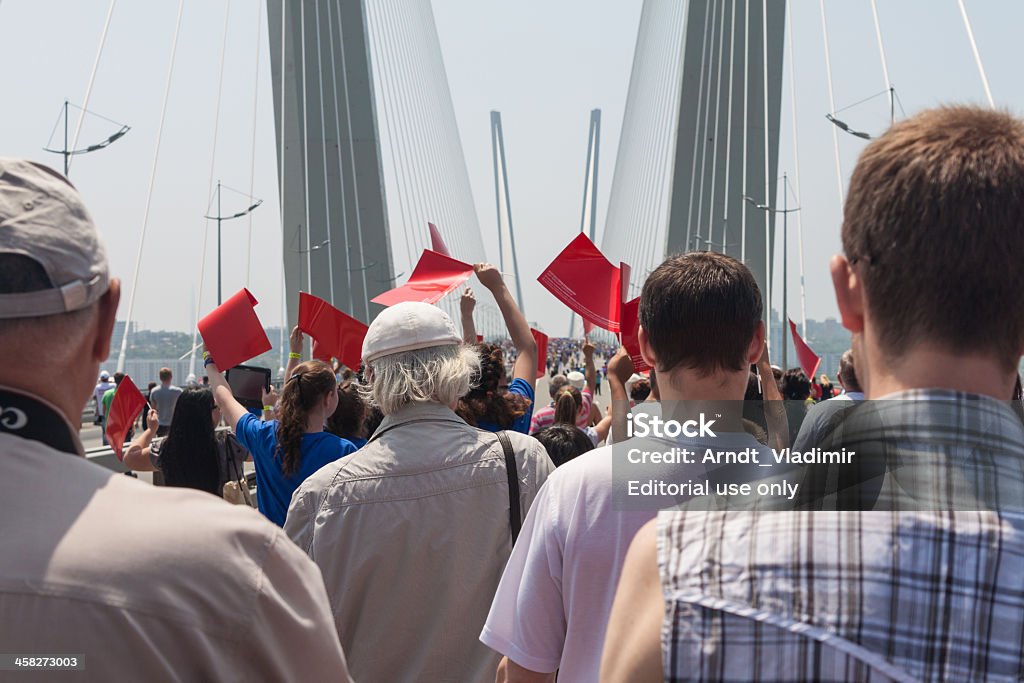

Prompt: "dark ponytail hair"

[458,343,531,428]
[553,386,582,426]
[160,387,219,495]
[277,360,337,477]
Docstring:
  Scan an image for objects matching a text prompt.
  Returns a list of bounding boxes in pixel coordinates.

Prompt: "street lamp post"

[205,180,263,305]
[43,100,130,177]
[744,175,800,369]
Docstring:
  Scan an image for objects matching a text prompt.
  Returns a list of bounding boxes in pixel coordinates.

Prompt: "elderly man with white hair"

[285,299,554,683]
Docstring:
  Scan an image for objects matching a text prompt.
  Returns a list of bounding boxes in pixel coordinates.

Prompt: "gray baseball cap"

[0,158,109,319]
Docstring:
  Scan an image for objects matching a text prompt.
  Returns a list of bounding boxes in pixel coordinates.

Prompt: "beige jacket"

[0,431,353,683]
[286,402,553,683]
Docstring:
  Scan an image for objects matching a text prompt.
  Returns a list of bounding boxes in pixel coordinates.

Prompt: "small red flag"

[299,292,368,370]
[537,233,623,332]
[476,334,484,343]
[789,319,821,378]
[105,376,147,461]
[428,222,451,258]
[371,249,474,307]
[618,297,650,372]
[531,328,549,379]
[198,289,272,369]
[583,320,594,336]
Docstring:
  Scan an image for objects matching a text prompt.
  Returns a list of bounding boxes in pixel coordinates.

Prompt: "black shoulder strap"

[497,431,521,543]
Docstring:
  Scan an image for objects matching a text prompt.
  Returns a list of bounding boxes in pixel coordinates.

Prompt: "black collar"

[0,386,82,456]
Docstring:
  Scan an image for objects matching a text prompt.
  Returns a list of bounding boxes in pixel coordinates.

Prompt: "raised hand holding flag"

[105,376,147,461]
[788,319,821,378]
[197,289,272,370]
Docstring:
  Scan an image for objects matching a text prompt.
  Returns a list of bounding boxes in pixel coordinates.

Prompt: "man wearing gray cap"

[0,159,353,681]
[286,300,554,683]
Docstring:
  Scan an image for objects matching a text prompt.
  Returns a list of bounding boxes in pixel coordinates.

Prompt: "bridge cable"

[868,0,894,121]
[313,0,337,306]
[189,0,232,380]
[368,0,417,279]
[785,0,807,336]
[740,0,749,262]
[818,0,845,208]
[956,0,994,108]
[762,0,772,342]
[300,1,313,296]
[719,0,738,252]
[630,0,674,280]
[245,0,263,289]
[117,0,185,374]
[323,0,355,314]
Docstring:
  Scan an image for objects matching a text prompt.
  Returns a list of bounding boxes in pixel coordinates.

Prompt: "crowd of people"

[2,104,1024,682]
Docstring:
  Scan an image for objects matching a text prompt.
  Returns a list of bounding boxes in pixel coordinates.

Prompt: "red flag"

[476,334,484,343]
[537,233,623,332]
[371,249,474,307]
[428,222,451,258]
[299,292,368,370]
[198,289,272,369]
[789,319,821,378]
[105,376,147,461]
[583,320,594,336]
[618,297,650,372]
[531,328,549,379]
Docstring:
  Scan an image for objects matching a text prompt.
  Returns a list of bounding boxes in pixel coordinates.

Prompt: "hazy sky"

[1,1,1022,335]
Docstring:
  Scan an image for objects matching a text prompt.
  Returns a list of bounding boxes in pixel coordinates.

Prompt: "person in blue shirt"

[205,357,355,526]
[457,263,537,434]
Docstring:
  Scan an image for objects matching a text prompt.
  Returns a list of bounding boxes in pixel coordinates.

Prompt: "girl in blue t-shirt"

[206,358,355,526]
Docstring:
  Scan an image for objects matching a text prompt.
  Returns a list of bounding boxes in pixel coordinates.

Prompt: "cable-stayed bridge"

[3,0,1008,375]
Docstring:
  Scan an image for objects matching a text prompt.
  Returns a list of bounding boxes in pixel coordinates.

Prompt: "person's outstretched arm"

[286,326,303,379]
[460,287,478,344]
[123,408,160,471]
[607,347,634,444]
[204,357,250,432]
[583,339,597,394]
[757,345,789,450]
[475,263,537,393]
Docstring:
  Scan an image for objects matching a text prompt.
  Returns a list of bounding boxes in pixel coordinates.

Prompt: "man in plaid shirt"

[603,106,1024,682]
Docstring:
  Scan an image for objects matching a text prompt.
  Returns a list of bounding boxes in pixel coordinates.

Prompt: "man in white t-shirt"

[480,251,771,682]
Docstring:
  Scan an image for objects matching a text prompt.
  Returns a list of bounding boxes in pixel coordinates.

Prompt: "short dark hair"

[639,252,762,375]
[630,379,651,403]
[843,106,1024,368]
[113,372,125,386]
[781,368,810,401]
[837,349,861,393]
[159,368,172,382]
[534,424,594,467]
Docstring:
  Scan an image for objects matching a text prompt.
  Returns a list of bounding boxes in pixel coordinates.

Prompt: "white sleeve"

[479,474,566,674]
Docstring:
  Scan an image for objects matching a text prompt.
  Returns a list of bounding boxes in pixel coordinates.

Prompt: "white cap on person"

[567,371,586,390]
[362,302,462,364]
[0,159,109,319]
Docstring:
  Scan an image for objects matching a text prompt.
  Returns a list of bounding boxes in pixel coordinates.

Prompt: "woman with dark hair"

[325,380,369,448]
[458,342,534,433]
[457,264,538,434]
[124,387,248,496]
[534,423,595,467]
[205,357,356,526]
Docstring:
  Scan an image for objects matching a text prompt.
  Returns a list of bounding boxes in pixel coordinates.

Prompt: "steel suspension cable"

[68,0,117,175]
[117,0,185,373]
